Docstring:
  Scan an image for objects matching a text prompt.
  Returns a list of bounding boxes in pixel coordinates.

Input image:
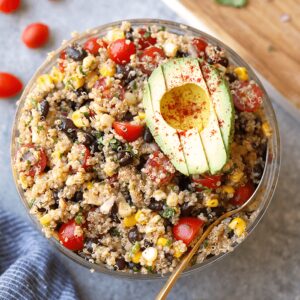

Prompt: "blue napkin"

[0,209,79,300]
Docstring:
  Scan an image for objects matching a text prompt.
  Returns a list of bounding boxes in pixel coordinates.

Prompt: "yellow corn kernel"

[51,151,62,160]
[71,111,87,128]
[123,215,137,227]
[131,251,142,264]
[39,214,51,226]
[19,174,29,189]
[262,121,272,137]
[229,217,247,237]
[222,185,235,194]
[138,112,146,120]
[85,72,99,89]
[105,28,125,42]
[173,247,183,258]
[135,210,147,225]
[71,76,85,90]
[37,74,53,89]
[205,199,219,208]
[100,61,116,77]
[230,170,244,183]
[50,67,64,84]
[157,237,170,247]
[234,67,249,81]
[86,182,93,190]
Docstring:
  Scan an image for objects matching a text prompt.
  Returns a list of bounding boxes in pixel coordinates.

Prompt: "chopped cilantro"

[158,26,166,32]
[109,138,121,151]
[28,199,36,208]
[37,125,44,132]
[146,266,154,273]
[75,214,83,225]
[83,111,90,117]
[203,239,209,248]
[79,66,86,76]
[109,227,120,237]
[131,242,141,254]
[143,31,151,38]
[215,0,247,7]
[162,207,175,219]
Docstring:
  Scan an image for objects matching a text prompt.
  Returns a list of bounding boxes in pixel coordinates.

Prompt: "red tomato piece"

[22,23,49,48]
[233,81,264,112]
[83,37,107,55]
[231,182,255,206]
[108,38,136,64]
[81,145,91,170]
[58,220,84,251]
[94,77,124,100]
[192,38,208,54]
[113,122,144,142]
[58,50,66,72]
[0,0,20,13]
[28,148,47,177]
[139,46,166,75]
[138,29,157,50]
[192,175,222,190]
[173,217,204,245]
[0,72,23,98]
[144,151,175,186]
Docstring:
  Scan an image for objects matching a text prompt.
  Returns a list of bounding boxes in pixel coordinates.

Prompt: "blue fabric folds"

[0,209,79,300]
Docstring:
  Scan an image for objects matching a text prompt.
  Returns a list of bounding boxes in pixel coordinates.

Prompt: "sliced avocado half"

[143,57,234,175]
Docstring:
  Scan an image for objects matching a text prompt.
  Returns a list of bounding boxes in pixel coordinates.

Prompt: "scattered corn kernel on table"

[1,0,300,299]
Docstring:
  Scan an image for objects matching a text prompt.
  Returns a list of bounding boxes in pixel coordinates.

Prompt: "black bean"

[128,226,143,243]
[37,207,46,213]
[66,45,87,61]
[85,238,98,252]
[143,240,154,248]
[110,203,120,223]
[191,207,207,217]
[225,72,237,83]
[148,198,164,212]
[163,218,172,229]
[128,262,141,271]
[218,57,229,68]
[81,132,96,147]
[117,151,133,166]
[72,191,83,202]
[49,203,59,210]
[227,230,234,239]
[216,45,222,51]
[206,57,214,65]
[58,118,78,140]
[90,141,101,154]
[165,253,174,262]
[40,100,49,119]
[176,50,189,58]
[212,206,225,218]
[116,64,136,86]
[125,28,134,41]
[74,87,88,97]
[54,221,63,231]
[136,155,148,171]
[123,189,133,206]
[122,111,134,121]
[206,254,215,259]
[143,127,153,143]
[180,202,194,217]
[178,175,191,191]
[115,257,127,270]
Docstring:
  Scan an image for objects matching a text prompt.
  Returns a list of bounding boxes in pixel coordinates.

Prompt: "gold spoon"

[156,191,258,300]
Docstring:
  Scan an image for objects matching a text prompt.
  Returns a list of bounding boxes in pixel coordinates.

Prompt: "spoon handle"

[156,209,237,300]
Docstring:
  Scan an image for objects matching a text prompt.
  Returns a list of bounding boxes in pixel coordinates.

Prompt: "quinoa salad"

[13,21,272,275]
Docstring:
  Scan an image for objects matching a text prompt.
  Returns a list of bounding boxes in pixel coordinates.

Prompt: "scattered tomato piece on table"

[22,23,50,48]
[0,72,23,98]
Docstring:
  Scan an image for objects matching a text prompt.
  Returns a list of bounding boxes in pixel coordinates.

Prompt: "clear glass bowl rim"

[10,18,281,280]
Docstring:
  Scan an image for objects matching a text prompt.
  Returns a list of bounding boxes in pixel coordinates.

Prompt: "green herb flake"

[75,213,83,225]
[109,138,121,151]
[83,111,90,117]
[146,266,154,273]
[131,242,141,255]
[143,31,151,38]
[28,199,36,208]
[162,207,175,219]
[158,26,166,32]
[132,81,138,91]
[37,125,44,133]
[215,0,247,8]
[203,239,209,248]
[79,66,86,76]
[109,227,120,237]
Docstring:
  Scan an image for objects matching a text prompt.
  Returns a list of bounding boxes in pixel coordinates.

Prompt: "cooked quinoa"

[13,21,270,275]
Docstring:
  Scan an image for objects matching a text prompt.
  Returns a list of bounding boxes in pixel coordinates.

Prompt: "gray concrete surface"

[1,0,300,299]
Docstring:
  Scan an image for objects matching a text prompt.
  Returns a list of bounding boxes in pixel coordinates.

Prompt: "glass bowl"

[11,19,280,280]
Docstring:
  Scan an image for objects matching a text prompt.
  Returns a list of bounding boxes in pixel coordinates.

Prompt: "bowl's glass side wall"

[10,19,280,280]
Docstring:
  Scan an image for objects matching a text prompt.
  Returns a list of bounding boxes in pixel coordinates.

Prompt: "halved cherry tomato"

[0,0,20,13]
[113,122,144,142]
[233,81,264,112]
[108,38,136,64]
[58,219,84,251]
[22,23,50,49]
[81,145,91,170]
[231,182,255,206]
[27,147,47,177]
[139,46,166,75]
[83,37,107,55]
[144,151,175,186]
[0,72,23,98]
[138,29,157,50]
[58,50,66,72]
[173,217,204,245]
[192,38,208,54]
[192,175,222,190]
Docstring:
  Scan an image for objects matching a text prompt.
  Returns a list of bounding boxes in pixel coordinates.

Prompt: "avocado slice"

[161,59,209,175]
[144,58,233,176]
[144,66,189,175]
[199,60,235,153]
